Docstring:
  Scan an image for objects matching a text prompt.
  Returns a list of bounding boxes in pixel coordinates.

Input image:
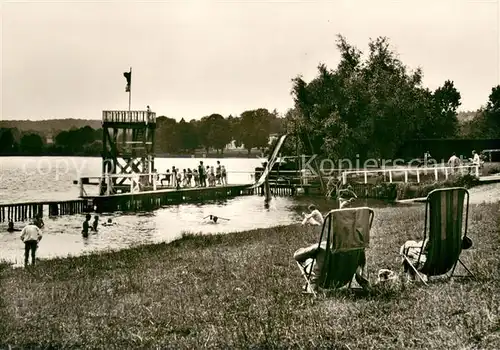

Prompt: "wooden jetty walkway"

[85,184,254,213]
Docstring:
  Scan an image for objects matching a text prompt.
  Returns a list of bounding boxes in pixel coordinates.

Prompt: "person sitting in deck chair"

[294,207,374,294]
[338,185,357,209]
[400,187,474,284]
[301,204,324,226]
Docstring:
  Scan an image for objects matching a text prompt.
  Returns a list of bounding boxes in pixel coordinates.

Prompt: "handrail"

[102,110,156,124]
[341,164,480,184]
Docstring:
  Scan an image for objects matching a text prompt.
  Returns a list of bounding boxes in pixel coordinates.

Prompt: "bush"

[483,162,500,176]
[343,174,481,200]
[396,174,480,200]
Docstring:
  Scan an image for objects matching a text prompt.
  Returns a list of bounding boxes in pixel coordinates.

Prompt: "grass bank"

[1,202,500,349]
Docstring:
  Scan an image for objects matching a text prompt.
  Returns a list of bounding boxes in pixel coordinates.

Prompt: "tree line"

[1,35,499,158]
[0,109,284,156]
[282,35,500,161]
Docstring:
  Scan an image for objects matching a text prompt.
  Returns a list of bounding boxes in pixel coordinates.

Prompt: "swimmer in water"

[91,215,99,232]
[203,215,230,224]
[7,219,21,232]
[102,218,115,226]
[34,214,44,229]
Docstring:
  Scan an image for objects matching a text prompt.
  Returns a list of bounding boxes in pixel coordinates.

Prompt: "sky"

[1,0,499,121]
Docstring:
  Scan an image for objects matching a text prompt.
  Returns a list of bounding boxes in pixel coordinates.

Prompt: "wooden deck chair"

[298,207,374,296]
[401,187,475,285]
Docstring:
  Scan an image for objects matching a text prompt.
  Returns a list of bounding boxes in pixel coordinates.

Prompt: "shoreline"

[0,152,263,159]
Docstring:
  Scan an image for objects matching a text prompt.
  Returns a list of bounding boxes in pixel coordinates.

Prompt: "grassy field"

[1,202,499,349]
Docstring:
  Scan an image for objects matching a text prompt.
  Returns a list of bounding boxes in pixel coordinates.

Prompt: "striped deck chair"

[297,207,374,296]
[401,187,474,285]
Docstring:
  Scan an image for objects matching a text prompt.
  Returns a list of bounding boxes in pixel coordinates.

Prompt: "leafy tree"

[54,126,99,154]
[465,85,500,138]
[290,35,461,162]
[239,109,273,154]
[83,140,103,155]
[0,128,18,154]
[198,114,231,154]
[156,116,181,153]
[227,115,243,148]
[19,133,44,155]
[426,80,461,138]
[177,118,199,152]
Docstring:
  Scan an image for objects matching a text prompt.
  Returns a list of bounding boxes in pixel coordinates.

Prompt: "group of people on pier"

[159,160,227,189]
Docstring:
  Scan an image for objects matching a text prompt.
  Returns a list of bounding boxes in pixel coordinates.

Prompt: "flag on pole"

[123,70,131,92]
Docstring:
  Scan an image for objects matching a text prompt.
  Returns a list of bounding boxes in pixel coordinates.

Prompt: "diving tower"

[100,110,156,195]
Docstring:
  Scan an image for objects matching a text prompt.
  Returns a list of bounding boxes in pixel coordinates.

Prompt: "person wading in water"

[82,214,91,238]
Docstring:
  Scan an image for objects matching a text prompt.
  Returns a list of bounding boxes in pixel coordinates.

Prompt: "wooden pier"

[86,184,254,213]
[0,199,90,223]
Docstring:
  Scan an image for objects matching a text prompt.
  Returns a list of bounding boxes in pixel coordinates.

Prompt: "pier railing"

[78,164,482,198]
[340,165,480,185]
[79,171,257,197]
[102,110,156,124]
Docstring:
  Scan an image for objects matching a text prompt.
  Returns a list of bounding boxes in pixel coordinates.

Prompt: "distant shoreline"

[0,151,265,159]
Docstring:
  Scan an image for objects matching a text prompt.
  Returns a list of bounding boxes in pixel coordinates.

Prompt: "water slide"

[249,134,288,189]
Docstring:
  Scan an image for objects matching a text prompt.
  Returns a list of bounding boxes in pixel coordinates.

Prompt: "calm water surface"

[1,156,499,267]
[0,156,259,203]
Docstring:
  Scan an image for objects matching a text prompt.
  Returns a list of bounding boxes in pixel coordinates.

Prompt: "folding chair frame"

[302,207,374,295]
[402,187,475,285]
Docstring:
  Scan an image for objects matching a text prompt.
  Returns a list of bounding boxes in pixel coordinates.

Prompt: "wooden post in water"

[264,178,271,202]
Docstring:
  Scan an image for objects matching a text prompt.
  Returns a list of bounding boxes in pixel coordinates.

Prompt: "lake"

[1,156,499,267]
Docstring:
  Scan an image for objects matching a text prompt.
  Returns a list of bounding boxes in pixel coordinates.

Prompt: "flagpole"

[128,67,132,113]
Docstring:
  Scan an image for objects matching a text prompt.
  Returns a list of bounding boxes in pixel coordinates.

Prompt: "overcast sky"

[1,0,499,121]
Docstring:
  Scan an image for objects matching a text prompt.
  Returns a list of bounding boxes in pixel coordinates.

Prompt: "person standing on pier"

[216,161,222,185]
[187,168,193,187]
[198,161,206,187]
[208,166,215,186]
[20,221,43,266]
[161,169,171,186]
[193,169,200,187]
[447,153,461,174]
[221,165,227,185]
[171,166,178,188]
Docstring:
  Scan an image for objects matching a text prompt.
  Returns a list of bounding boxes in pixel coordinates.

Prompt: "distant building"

[225,140,245,150]
[268,133,279,145]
